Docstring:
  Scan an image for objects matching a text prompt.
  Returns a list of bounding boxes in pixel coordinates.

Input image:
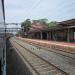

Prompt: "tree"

[32,18,48,25]
[21,19,31,37]
[39,19,48,25]
[48,21,57,27]
[21,19,31,32]
[32,20,40,24]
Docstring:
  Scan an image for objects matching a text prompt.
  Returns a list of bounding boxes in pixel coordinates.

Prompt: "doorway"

[42,32,47,39]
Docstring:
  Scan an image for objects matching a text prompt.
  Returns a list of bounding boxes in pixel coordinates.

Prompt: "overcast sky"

[5,0,75,23]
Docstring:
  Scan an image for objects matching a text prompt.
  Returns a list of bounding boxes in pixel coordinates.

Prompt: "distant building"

[58,19,75,42]
[27,19,75,43]
[27,22,48,39]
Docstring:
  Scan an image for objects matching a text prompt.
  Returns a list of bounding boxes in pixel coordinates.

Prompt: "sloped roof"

[28,19,75,33]
[28,23,48,33]
[59,19,75,26]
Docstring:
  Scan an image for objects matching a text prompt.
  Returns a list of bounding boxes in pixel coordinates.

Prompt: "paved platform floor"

[17,37,75,54]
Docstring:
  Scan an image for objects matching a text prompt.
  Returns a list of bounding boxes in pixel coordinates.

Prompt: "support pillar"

[67,29,70,42]
[40,32,43,40]
[47,32,49,40]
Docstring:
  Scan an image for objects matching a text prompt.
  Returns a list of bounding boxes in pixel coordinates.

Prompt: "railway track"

[10,38,69,75]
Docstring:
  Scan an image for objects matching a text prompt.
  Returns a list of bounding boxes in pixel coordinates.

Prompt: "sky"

[5,0,75,23]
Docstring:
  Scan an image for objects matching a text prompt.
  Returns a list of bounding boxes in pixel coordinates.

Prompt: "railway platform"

[16,37,75,54]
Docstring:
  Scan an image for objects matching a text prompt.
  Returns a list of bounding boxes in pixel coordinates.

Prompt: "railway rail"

[10,38,69,75]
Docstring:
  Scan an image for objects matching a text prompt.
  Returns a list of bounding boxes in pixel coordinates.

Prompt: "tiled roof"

[28,19,75,33]
[59,19,75,26]
[28,23,48,33]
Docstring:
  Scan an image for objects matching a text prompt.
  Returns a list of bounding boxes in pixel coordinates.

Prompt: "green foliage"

[32,18,48,25]
[32,20,39,24]
[48,21,57,27]
[39,19,48,25]
[18,18,58,37]
[21,19,31,32]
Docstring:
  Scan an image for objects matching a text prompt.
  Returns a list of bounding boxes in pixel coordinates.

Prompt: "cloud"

[5,0,75,22]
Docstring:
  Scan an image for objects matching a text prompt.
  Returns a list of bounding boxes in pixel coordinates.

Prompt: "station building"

[27,19,75,43]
